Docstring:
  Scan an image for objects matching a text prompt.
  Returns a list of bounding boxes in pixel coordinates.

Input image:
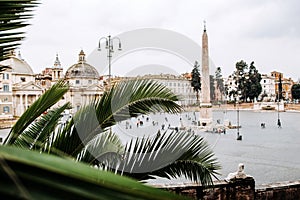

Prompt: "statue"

[225,163,251,181]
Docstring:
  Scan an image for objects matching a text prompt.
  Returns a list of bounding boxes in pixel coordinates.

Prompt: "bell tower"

[52,53,63,81]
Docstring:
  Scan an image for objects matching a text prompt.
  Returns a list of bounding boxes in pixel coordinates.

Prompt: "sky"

[19,0,300,80]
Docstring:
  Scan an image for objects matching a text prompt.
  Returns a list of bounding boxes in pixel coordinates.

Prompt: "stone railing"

[156,164,300,200]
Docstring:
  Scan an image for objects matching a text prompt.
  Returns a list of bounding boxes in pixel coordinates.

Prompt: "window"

[2,73,9,80]
[75,80,80,84]
[3,85,9,92]
[3,106,9,113]
[88,80,92,84]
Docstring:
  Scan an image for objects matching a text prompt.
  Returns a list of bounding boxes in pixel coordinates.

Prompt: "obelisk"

[199,21,212,126]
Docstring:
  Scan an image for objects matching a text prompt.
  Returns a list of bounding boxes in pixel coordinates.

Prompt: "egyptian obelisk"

[199,21,212,126]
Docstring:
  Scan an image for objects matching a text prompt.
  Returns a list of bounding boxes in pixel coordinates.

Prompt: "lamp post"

[235,71,243,141]
[277,74,282,128]
[98,35,122,89]
[236,91,242,140]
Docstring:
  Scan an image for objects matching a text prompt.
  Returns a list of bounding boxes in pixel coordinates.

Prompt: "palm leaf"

[0,0,39,60]
[77,130,124,167]
[104,131,221,186]
[48,79,182,158]
[0,145,188,200]
[4,80,69,145]
[11,102,71,150]
[98,79,182,129]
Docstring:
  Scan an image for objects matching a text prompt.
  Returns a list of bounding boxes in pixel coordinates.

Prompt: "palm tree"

[5,79,221,186]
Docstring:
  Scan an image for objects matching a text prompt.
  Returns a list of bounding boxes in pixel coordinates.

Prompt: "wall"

[256,181,300,200]
[157,178,300,200]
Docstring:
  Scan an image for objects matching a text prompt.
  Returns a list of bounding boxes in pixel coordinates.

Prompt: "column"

[19,94,23,116]
[25,94,28,109]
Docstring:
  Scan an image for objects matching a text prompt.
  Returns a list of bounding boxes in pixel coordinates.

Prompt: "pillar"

[199,22,212,126]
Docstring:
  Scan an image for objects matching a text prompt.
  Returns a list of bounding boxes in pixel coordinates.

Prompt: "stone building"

[0,51,43,118]
[259,74,276,101]
[271,71,294,100]
[112,74,196,106]
[64,50,103,113]
[35,54,64,89]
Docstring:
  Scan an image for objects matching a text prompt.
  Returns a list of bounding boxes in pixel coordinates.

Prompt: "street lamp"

[236,91,242,140]
[98,35,122,89]
[235,71,243,141]
[277,75,282,128]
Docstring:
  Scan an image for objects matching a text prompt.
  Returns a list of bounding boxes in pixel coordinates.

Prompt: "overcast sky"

[20,0,300,80]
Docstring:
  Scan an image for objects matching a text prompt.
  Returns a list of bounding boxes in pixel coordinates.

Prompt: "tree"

[0,1,39,62]
[5,79,221,186]
[232,60,248,101]
[291,84,300,100]
[191,61,201,104]
[210,75,215,102]
[246,62,262,101]
[214,67,224,102]
[231,61,262,102]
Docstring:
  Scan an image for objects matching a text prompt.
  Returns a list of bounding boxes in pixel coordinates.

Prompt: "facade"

[0,51,43,118]
[271,71,294,100]
[64,50,103,113]
[112,74,196,106]
[225,71,295,102]
[259,74,276,101]
[0,50,104,119]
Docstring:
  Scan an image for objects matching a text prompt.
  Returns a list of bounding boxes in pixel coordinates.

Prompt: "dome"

[0,51,33,74]
[65,50,99,79]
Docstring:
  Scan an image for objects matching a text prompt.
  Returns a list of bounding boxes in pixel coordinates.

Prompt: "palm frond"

[77,130,124,166]
[47,103,101,157]
[0,145,187,200]
[4,80,69,145]
[105,131,221,186]
[47,79,182,158]
[0,0,39,60]
[11,103,71,150]
[96,79,182,130]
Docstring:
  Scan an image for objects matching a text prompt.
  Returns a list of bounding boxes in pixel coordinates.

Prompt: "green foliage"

[210,75,215,101]
[5,79,220,186]
[191,61,201,102]
[215,67,224,93]
[211,67,225,103]
[246,62,262,101]
[291,84,300,100]
[90,131,221,186]
[0,145,187,200]
[231,60,262,102]
[0,0,39,62]
[4,80,69,145]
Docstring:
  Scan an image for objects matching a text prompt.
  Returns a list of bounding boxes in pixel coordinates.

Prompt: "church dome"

[0,51,33,74]
[65,50,99,79]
